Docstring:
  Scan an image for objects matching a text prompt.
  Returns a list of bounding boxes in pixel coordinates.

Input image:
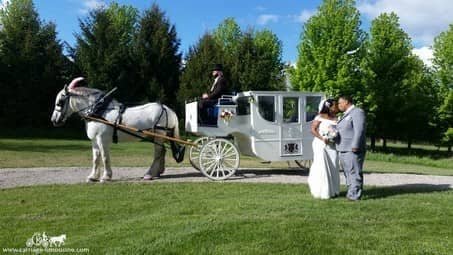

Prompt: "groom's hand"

[352,148,359,152]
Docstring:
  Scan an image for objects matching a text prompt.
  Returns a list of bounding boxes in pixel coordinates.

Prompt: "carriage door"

[302,96,322,159]
[280,96,303,157]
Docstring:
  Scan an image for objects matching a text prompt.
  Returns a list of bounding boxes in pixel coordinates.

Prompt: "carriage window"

[236,97,250,115]
[283,97,299,123]
[306,96,321,122]
[258,96,275,122]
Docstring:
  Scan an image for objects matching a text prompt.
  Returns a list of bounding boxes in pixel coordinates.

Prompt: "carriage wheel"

[189,137,211,171]
[26,239,33,247]
[295,160,312,170]
[41,240,49,248]
[199,138,239,181]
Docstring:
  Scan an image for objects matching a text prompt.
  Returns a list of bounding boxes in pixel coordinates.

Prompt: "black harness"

[109,102,171,146]
[61,88,185,162]
[112,104,126,143]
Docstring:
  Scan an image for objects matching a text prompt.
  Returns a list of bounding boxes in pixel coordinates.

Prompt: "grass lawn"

[0,183,452,254]
[1,138,452,176]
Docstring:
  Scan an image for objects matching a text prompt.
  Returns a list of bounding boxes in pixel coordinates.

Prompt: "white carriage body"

[185,91,324,162]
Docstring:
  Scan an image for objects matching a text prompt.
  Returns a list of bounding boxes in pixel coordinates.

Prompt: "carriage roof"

[234,90,324,97]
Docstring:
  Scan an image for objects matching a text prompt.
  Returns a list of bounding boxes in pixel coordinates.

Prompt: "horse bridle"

[54,85,73,120]
[56,85,116,119]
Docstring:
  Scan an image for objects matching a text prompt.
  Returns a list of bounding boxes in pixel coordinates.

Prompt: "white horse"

[51,77,183,182]
[49,234,66,247]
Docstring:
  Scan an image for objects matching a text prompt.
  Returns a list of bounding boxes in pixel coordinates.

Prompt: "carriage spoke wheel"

[295,160,312,170]
[199,138,239,181]
[189,137,211,171]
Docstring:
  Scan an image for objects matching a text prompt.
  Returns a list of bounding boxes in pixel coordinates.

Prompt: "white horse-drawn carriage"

[51,77,323,182]
[185,91,324,180]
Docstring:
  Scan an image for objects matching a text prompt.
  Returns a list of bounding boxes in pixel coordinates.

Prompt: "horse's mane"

[70,87,103,97]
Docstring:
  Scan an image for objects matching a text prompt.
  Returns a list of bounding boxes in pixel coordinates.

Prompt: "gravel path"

[1,167,453,190]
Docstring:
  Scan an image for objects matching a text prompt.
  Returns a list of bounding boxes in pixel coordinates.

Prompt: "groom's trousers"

[339,151,365,200]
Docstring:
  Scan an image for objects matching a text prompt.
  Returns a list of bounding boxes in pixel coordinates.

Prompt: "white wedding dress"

[308,116,340,199]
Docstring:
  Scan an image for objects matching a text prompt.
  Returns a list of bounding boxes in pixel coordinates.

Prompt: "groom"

[336,95,366,201]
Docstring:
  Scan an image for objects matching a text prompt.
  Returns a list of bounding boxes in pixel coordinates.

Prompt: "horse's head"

[51,85,73,126]
[51,77,85,127]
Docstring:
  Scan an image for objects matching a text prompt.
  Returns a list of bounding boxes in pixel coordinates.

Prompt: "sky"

[2,0,453,67]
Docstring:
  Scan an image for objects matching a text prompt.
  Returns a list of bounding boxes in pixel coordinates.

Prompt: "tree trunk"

[370,135,376,151]
[407,138,412,150]
[383,137,387,150]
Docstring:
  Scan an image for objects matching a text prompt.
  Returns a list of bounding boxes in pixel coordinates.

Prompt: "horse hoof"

[143,175,153,181]
[100,178,112,183]
[86,178,99,183]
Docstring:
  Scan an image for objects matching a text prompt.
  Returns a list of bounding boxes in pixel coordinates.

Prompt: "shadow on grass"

[155,168,308,181]
[363,170,449,176]
[237,168,309,177]
[363,184,451,199]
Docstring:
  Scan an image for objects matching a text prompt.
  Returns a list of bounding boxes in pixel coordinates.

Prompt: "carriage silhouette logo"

[26,232,66,248]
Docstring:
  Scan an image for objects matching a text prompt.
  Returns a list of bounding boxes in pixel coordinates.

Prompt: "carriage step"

[198,123,218,127]
[260,161,271,164]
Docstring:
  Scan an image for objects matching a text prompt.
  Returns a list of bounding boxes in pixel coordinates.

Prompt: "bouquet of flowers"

[320,125,338,144]
[220,109,234,122]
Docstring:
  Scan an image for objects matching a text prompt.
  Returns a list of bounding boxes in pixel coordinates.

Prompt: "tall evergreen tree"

[74,3,139,102]
[290,0,366,98]
[135,3,181,107]
[0,0,66,127]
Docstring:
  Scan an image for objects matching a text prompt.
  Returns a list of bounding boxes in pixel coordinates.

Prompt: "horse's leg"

[144,139,166,180]
[156,140,167,175]
[98,136,113,182]
[87,140,101,182]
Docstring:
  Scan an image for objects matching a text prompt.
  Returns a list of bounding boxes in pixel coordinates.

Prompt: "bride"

[307,99,340,199]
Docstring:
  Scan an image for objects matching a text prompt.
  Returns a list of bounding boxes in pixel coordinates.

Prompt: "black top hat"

[212,64,223,71]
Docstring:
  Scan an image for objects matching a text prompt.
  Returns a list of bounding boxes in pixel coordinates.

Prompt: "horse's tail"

[172,110,180,139]
[169,108,185,163]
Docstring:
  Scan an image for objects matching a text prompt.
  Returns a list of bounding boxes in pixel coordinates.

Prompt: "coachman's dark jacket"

[207,76,227,100]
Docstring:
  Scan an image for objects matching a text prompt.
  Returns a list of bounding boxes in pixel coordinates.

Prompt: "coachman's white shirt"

[210,77,220,92]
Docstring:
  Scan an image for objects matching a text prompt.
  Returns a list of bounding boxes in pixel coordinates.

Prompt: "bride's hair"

[319,99,336,114]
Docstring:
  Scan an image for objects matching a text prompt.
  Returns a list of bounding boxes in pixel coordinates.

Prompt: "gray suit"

[336,106,366,200]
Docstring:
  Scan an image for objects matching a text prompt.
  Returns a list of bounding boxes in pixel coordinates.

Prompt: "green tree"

[362,12,429,149]
[213,18,285,92]
[180,18,284,113]
[290,0,366,99]
[233,30,285,91]
[0,0,67,128]
[213,17,242,59]
[212,18,242,91]
[362,12,409,149]
[397,56,438,149]
[179,33,224,102]
[433,24,453,152]
[74,3,139,102]
[135,3,181,107]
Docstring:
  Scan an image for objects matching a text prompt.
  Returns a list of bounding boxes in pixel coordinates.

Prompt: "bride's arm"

[311,120,327,144]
